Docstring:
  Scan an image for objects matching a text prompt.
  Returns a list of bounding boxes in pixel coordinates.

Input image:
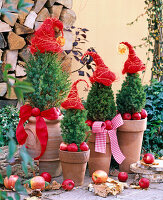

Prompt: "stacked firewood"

[0,0,76,102]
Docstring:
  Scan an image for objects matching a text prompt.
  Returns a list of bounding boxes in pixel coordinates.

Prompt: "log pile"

[0,0,76,105]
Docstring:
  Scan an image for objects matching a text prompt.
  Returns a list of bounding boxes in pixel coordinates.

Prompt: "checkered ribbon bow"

[92,114,125,164]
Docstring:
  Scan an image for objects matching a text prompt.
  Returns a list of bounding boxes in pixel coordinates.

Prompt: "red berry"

[67,143,78,152]
[105,120,112,130]
[80,142,89,151]
[31,108,40,117]
[85,120,93,127]
[132,112,141,120]
[140,109,148,119]
[122,113,131,120]
[60,142,68,151]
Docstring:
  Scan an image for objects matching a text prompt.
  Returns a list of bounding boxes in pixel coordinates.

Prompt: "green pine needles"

[116,73,146,115]
[86,82,116,121]
[25,51,70,111]
[61,109,90,147]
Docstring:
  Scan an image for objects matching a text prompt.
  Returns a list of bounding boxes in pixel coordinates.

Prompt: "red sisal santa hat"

[61,79,89,110]
[81,52,116,86]
[30,18,64,54]
[119,42,146,74]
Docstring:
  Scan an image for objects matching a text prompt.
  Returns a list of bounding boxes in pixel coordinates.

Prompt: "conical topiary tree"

[116,42,146,115]
[61,79,90,149]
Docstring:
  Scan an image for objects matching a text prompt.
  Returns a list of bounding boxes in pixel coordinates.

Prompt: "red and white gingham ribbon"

[92,114,125,164]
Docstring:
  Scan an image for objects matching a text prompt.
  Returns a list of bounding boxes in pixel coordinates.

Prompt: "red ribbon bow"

[92,114,125,164]
[16,104,59,160]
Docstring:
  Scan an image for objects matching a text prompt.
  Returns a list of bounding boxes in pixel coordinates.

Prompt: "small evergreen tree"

[116,73,146,115]
[61,80,90,149]
[116,42,146,115]
[87,82,116,121]
[81,51,117,121]
[25,52,70,111]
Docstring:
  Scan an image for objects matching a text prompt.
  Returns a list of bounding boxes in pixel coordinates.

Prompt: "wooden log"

[16,64,26,77]
[24,11,37,29]
[36,7,50,21]
[137,160,163,172]
[15,22,34,35]
[32,0,48,14]
[8,32,26,50]
[60,8,76,28]
[49,5,63,19]
[0,49,3,61]
[2,13,18,26]
[0,82,7,96]
[0,33,7,49]
[5,87,18,99]
[0,20,12,32]
[61,55,72,74]
[46,0,56,7]
[18,0,34,24]
[3,50,18,71]
[18,46,31,61]
[62,30,73,50]
[34,21,43,30]
[8,73,15,86]
[2,0,19,10]
[55,0,72,9]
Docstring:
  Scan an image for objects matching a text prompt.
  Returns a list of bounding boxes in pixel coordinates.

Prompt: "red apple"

[122,113,131,120]
[31,107,40,117]
[62,179,74,191]
[40,172,52,183]
[92,170,108,184]
[60,142,68,151]
[143,153,155,164]
[80,142,89,151]
[132,112,141,120]
[118,172,128,182]
[140,109,148,119]
[105,120,112,130]
[139,178,150,189]
[30,176,45,191]
[67,143,78,152]
[4,175,19,189]
[85,120,93,127]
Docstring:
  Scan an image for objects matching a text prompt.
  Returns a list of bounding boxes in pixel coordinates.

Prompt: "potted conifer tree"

[59,79,90,186]
[81,52,125,176]
[116,42,147,172]
[16,18,70,177]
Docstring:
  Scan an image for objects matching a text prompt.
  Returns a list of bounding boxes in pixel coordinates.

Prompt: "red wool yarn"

[120,42,146,74]
[61,79,89,110]
[30,18,64,54]
[81,52,116,86]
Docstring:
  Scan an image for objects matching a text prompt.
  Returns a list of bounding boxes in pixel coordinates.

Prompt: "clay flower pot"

[25,116,63,177]
[59,149,90,186]
[117,118,147,173]
[87,132,111,176]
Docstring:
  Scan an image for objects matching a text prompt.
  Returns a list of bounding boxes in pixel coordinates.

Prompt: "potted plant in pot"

[16,18,70,177]
[116,42,147,172]
[59,79,90,186]
[81,52,125,176]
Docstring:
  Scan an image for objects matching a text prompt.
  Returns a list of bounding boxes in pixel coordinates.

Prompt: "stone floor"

[7,170,163,200]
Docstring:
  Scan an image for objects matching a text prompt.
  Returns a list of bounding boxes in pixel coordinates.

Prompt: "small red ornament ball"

[118,172,128,182]
[143,153,155,164]
[122,113,131,120]
[132,112,141,120]
[139,178,150,189]
[80,142,89,151]
[62,179,74,191]
[140,109,148,119]
[67,143,78,152]
[31,107,40,117]
[85,120,93,127]
[40,172,52,183]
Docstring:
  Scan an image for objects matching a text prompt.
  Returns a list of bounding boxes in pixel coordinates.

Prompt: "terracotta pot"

[59,149,90,186]
[117,118,147,173]
[25,116,63,177]
[87,132,111,176]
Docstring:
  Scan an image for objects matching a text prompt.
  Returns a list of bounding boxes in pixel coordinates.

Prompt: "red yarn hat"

[30,18,64,54]
[61,79,89,110]
[120,42,146,74]
[81,52,116,86]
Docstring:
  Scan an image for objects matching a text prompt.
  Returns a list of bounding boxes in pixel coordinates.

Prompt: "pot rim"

[28,115,63,123]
